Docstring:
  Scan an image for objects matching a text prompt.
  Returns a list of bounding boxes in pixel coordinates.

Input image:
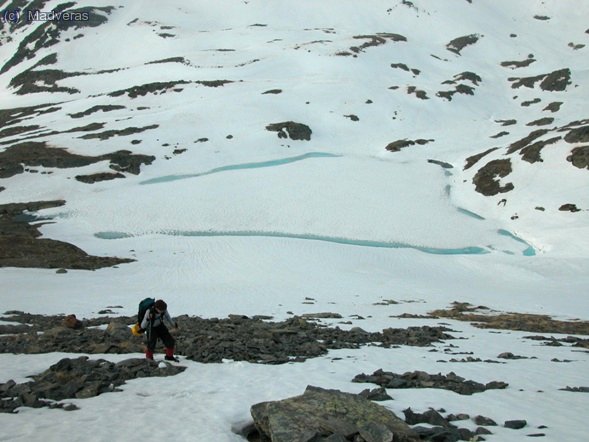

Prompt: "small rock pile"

[352,369,508,395]
[0,356,185,413]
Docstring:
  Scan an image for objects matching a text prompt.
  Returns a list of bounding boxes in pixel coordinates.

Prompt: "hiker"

[139,299,179,362]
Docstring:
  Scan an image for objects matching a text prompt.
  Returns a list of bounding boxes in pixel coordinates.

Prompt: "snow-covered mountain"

[0,1,588,441]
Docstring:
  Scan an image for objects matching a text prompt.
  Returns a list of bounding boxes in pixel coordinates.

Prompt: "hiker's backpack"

[137,297,155,324]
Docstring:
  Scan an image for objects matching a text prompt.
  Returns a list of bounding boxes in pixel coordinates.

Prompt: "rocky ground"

[1,308,587,441]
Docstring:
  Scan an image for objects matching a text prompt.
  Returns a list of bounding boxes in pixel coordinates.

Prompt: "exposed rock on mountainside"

[0,201,135,269]
[472,159,514,196]
[446,34,481,55]
[0,4,114,74]
[501,55,536,69]
[386,138,433,152]
[508,68,572,91]
[266,121,312,141]
[0,141,155,179]
[567,146,589,169]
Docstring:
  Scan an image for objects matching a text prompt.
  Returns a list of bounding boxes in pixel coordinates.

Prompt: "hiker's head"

[154,299,167,313]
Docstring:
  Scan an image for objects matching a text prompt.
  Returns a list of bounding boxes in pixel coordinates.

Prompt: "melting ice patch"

[140,152,341,185]
[94,229,535,256]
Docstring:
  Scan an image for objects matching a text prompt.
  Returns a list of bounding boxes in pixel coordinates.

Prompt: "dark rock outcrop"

[250,386,420,442]
[472,159,514,196]
[386,139,432,152]
[567,146,589,170]
[0,201,135,270]
[446,34,481,55]
[564,125,589,144]
[558,203,581,212]
[508,68,571,91]
[266,121,312,141]
[0,141,155,179]
[464,147,499,170]
[505,420,527,429]
[75,172,126,183]
[0,356,185,413]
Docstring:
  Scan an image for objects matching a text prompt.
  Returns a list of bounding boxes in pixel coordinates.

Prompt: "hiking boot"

[165,355,179,362]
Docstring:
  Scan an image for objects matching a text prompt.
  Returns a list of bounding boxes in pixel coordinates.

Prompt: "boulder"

[250,385,419,442]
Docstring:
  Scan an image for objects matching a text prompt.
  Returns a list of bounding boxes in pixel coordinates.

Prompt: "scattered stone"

[474,415,498,426]
[300,312,343,319]
[559,386,589,393]
[559,204,581,212]
[250,386,419,442]
[497,352,529,360]
[447,413,470,421]
[403,408,448,427]
[352,369,508,395]
[359,387,392,402]
[427,159,453,169]
[373,299,399,306]
[266,121,312,141]
[505,420,527,429]
[476,426,493,435]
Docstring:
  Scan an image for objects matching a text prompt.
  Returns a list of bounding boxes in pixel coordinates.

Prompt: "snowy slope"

[1,1,588,441]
